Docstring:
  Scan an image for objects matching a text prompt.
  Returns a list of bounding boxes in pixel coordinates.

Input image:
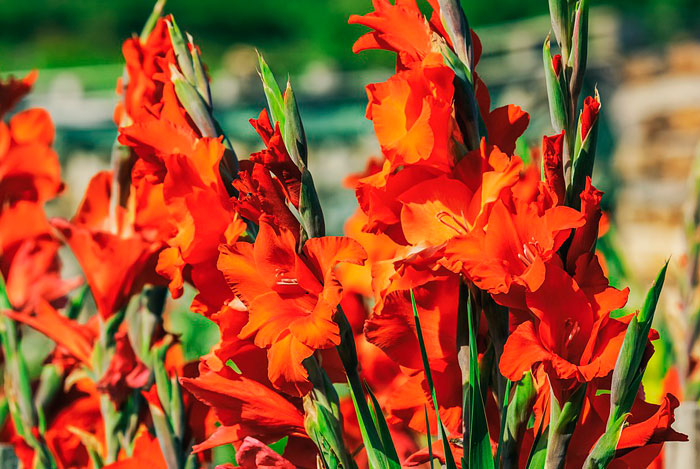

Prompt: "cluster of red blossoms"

[0,1,688,468]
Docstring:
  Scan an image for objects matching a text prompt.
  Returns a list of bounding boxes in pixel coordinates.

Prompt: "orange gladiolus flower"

[0,108,62,205]
[181,325,318,468]
[235,437,296,469]
[217,215,366,396]
[499,261,629,386]
[446,189,584,295]
[366,54,458,171]
[0,92,77,310]
[2,237,81,311]
[53,171,164,318]
[116,17,174,123]
[0,70,37,118]
[102,428,167,469]
[349,0,435,69]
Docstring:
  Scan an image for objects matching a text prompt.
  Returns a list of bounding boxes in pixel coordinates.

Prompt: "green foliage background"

[1,0,698,72]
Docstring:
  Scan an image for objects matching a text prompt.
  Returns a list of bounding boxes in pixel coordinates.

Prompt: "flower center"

[563,318,581,350]
[517,237,542,267]
[274,268,298,287]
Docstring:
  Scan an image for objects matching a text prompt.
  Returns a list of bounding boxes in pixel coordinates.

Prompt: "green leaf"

[465,291,495,469]
[66,284,90,320]
[411,290,459,469]
[347,378,394,469]
[366,383,400,466]
[268,436,289,456]
[424,405,435,469]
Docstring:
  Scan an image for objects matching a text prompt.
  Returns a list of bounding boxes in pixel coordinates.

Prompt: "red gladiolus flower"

[235,437,296,469]
[102,428,167,469]
[365,54,457,171]
[217,215,366,395]
[116,17,174,123]
[349,0,435,69]
[446,193,584,295]
[542,131,566,204]
[53,171,164,318]
[499,262,630,387]
[581,95,601,141]
[0,70,37,118]
[0,108,62,205]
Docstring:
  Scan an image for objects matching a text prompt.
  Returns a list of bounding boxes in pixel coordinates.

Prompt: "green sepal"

[439,40,481,151]
[545,383,587,469]
[67,426,105,468]
[149,399,182,469]
[500,372,537,469]
[187,33,212,108]
[548,0,571,59]
[303,358,356,469]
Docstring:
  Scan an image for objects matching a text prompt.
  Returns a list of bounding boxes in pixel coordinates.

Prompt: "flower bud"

[568,0,589,105]
[170,64,217,138]
[437,0,473,72]
[166,18,196,84]
[543,36,569,134]
[283,81,308,170]
[568,91,600,207]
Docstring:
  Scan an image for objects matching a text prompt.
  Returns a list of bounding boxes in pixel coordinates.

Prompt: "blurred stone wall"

[611,42,700,282]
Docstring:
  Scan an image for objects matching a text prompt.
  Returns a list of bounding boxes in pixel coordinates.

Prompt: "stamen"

[436,211,469,234]
[563,319,581,349]
[275,269,299,286]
